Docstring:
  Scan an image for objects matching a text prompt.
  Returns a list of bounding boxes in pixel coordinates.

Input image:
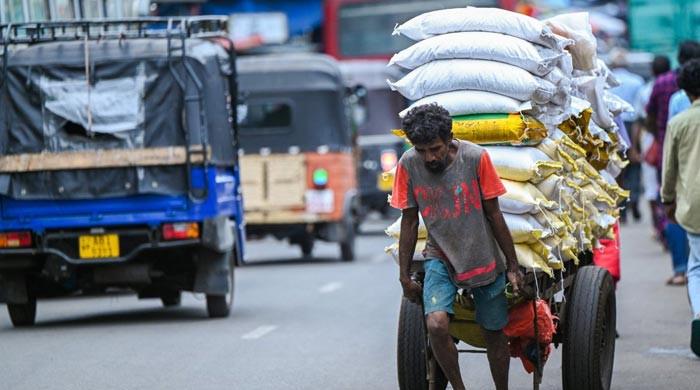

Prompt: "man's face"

[414,136,451,173]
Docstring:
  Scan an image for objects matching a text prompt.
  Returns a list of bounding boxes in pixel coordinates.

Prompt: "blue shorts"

[423,259,508,331]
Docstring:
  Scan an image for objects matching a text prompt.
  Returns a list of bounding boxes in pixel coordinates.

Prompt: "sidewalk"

[614,211,698,389]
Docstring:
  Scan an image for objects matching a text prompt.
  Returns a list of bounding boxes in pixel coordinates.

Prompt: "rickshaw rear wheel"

[397,297,448,390]
[300,236,314,258]
[562,266,616,390]
[160,291,182,307]
[340,217,356,262]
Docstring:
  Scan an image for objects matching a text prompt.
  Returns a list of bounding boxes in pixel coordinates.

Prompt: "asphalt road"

[1,213,698,389]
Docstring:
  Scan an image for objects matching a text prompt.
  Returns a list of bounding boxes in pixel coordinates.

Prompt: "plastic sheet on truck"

[0,38,236,200]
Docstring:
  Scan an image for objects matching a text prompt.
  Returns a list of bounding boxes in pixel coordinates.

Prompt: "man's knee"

[426,312,450,338]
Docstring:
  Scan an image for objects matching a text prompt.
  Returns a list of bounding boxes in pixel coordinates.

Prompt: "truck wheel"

[161,291,182,307]
[8,297,37,327]
[397,297,448,390]
[562,266,616,390]
[206,251,235,318]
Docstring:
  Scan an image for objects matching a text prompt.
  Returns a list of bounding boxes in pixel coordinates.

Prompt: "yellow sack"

[486,146,562,183]
[501,179,557,214]
[385,215,428,240]
[515,244,553,277]
[503,213,550,244]
[392,113,547,146]
[385,239,426,263]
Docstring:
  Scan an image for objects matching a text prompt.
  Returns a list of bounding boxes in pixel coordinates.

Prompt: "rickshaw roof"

[237,53,344,92]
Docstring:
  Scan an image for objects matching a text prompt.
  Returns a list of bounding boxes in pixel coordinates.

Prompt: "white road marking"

[647,347,696,358]
[318,282,343,294]
[241,325,278,340]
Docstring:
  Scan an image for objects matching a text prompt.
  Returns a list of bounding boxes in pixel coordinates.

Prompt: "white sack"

[388,59,559,103]
[544,12,597,71]
[604,91,634,116]
[388,31,564,76]
[393,7,572,50]
[399,90,530,118]
[574,75,615,129]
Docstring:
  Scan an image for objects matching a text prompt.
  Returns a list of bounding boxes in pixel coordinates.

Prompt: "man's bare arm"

[398,207,422,302]
[483,198,523,294]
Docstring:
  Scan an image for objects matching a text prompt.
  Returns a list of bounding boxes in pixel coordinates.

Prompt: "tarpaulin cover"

[0,38,236,199]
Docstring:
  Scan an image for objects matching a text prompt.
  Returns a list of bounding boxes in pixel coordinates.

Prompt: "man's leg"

[687,232,700,356]
[422,259,463,390]
[665,223,689,285]
[473,273,510,390]
[481,327,509,390]
[426,312,465,390]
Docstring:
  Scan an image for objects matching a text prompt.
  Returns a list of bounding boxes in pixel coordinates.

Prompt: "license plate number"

[79,234,120,259]
[305,189,334,214]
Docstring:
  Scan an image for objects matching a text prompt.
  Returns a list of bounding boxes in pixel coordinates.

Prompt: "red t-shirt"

[390,141,506,288]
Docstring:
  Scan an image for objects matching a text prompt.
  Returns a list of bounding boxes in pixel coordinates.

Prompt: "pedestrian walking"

[636,55,671,242]
[660,59,700,357]
[647,41,700,286]
[392,104,524,390]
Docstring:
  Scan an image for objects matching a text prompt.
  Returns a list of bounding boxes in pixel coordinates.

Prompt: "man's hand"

[664,201,677,223]
[400,277,423,303]
[506,267,525,297]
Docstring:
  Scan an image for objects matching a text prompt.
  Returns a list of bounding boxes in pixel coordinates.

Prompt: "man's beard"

[425,159,447,173]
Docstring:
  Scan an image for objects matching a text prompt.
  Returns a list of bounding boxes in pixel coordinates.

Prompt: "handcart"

[397,252,616,390]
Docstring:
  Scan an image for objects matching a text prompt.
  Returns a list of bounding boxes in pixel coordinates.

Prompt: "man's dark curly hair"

[678,59,700,98]
[401,103,452,145]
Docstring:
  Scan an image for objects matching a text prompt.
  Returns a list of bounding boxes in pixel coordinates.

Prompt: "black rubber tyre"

[206,251,235,318]
[300,236,315,258]
[397,298,448,390]
[340,217,356,262]
[8,296,37,327]
[160,292,182,307]
[562,266,616,390]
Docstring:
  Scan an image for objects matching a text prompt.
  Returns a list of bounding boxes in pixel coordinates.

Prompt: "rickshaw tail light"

[162,223,200,241]
[0,231,32,248]
[380,150,398,172]
[312,168,329,188]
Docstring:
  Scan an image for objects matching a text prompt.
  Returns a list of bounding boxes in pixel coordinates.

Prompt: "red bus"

[323,0,518,61]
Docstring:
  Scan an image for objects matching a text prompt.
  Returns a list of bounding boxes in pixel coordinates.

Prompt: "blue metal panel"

[0,166,243,234]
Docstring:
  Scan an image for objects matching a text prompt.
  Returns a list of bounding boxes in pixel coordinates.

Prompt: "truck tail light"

[162,223,199,241]
[0,231,32,248]
[380,150,398,172]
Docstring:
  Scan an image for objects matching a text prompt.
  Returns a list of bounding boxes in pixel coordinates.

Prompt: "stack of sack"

[384,7,630,278]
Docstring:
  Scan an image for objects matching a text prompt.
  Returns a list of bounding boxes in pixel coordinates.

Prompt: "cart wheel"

[562,266,616,390]
[397,297,448,390]
[8,296,37,327]
[206,251,235,318]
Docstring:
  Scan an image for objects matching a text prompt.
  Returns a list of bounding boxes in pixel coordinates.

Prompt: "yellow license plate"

[377,173,394,192]
[78,234,120,259]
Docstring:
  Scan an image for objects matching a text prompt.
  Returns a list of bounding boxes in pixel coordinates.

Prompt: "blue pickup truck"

[0,18,245,326]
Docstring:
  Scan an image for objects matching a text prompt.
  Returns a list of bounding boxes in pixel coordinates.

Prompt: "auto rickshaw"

[237,53,359,261]
[340,61,407,218]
